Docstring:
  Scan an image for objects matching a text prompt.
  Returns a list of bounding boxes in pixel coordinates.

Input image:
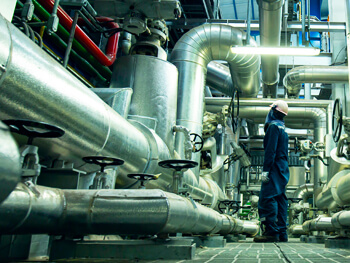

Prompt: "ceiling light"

[230,46,320,56]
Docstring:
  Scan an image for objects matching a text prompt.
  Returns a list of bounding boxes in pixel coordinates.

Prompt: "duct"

[290,224,307,235]
[0,183,256,236]
[293,184,314,203]
[283,66,349,98]
[258,0,284,98]
[0,121,21,204]
[0,14,154,176]
[171,24,260,169]
[302,216,334,233]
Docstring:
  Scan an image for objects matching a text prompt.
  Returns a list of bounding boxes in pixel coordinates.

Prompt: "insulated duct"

[293,184,314,204]
[302,216,334,232]
[258,0,284,98]
[283,66,349,98]
[171,24,260,163]
[0,121,21,204]
[0,183,259,236]
[206,61,234,97]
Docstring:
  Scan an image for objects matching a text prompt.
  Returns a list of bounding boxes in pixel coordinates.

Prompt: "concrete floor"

[54,238,350,263]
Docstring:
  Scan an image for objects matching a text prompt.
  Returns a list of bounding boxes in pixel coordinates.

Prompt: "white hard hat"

[270,100,288,116]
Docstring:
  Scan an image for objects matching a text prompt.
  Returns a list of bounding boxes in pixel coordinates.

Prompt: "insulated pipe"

[37,0,119,66]
[332,211,350,229]
[207,61,234,97]
[302,216,334,233]
[290,224,307,235]
[0,14,151,175]
[293,183,314,203]
[283,66,349,97]
[0,122,21,204]
[0,183,255,236]
[258,0,284,98]
[171,24,260,168]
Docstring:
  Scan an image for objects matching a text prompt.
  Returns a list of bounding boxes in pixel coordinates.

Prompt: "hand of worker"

[261,171,270,183]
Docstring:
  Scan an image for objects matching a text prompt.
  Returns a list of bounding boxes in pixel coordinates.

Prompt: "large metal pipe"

[283,66,349,98]
[290,224,307,235]
[332,210,350,229]
[0,14,153,175]
[302,216,334,232]
[258,0,284,98]
[0,121,21,204]
[206,61,234,97]
[171,24,260,165]
[293,183,314,203]
[0,183,258,236]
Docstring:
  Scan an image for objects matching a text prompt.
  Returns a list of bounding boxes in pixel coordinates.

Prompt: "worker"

[254,100,290,243]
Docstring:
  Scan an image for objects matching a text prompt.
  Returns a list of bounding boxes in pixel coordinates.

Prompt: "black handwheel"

[294,137,299,154]
[218,200,241,214]
[3,119,65,145]
[332,98,343,143]
[82,156,124,172]
[127,173,158,181]
[190,133,204,152]
[158,159,198,171]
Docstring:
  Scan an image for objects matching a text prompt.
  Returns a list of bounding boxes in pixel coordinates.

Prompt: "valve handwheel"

[127,173,158,181]
[3,119,65,145]
[332,98,343,143]
[158,159,198,171]
[190,133,204,152]
[82,156,124,172]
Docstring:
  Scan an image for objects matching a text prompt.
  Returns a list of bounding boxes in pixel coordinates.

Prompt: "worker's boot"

[253,232,278,243]
[278,232,288,242]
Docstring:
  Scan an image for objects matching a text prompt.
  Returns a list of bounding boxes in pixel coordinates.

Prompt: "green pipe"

[16,0,109,85]
[31,0,112,79]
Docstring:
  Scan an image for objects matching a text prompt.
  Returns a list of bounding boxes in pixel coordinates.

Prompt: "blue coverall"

[258,110,290,240]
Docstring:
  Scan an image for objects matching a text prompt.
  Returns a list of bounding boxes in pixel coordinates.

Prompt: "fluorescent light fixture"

[230,46,320,56]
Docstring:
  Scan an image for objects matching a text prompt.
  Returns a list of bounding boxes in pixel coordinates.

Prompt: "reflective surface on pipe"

[332,211,350,228]
[302,216,334,232]
[171,24,260,165]
[0,16,150,175]
[0,121,21,204]
[207,61,234,96]
[258,0,284,98]
[283,66,349,97]
[293,184,314,203]
[290,224,306,235]
[0,184,226,235]
[111,55,178,154]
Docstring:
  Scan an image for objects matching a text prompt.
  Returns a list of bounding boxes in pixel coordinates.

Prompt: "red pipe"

[37,0,119,66]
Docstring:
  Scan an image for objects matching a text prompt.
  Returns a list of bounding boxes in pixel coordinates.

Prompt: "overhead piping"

[37,0,120,66]
[258,0,284,98]
[283,66,349,98]
[171,24,260,164]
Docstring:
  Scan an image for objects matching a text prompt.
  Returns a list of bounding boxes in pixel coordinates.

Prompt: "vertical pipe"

[307,0,310,43]
[346,0,350,116]
[301,0,306,44]
[246,0,252,45]
[63,11,79,68]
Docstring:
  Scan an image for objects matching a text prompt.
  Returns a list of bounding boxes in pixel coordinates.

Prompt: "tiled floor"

[58,238,350,263]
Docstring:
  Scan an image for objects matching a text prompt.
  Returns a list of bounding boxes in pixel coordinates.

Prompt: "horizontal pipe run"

[289,224,307,235]
[0,184,258,236]
[283,66,349,97]
[205,98,333,108]
[302,216,334,233]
